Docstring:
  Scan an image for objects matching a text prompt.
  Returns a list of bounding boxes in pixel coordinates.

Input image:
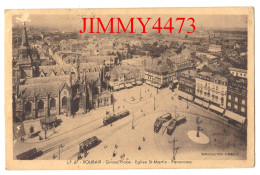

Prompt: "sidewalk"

[16,106,109,144]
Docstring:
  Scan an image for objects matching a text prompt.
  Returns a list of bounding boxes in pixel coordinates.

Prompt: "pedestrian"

[115,144,118,149]
[112,151,117,157]
[138,146,141,150]
[84,151,88,158]
[143,137,146,142]
[53,154,56,159]
[120,154,125,160]
[104,145,108,149]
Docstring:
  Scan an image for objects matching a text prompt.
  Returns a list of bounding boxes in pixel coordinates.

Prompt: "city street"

[13,84,246,160]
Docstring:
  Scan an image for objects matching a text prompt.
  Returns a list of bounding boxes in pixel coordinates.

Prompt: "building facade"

[144,63,176,89]
[178,69,197,95]
[195,72,227,108]
[226,76,247,117]
[229,67,247,79]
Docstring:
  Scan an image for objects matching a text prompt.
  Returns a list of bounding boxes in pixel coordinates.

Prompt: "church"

[12,22,113,122]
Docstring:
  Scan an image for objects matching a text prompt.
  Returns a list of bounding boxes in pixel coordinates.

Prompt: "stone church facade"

[12,22,113,122]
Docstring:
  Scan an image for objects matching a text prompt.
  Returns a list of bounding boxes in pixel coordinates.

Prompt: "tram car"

[154,113,172,133]
[78,136,101,160]
[166,119,177,135]
[116,109,130,119]
[103,113,117,125]
[16,148,43,160]
[175,114,187,126]
[103,110,130,125]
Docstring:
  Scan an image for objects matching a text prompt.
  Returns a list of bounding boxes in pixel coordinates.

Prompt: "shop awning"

[40,116,57,124]
[136,81,143,85]
[224,110,246,124]
[131,81,137,86]
[209,104,224,113]
[177,90,194,101]
[125,83,133,88]
[194,98,209,108]
[119,84,125,89]
[152,83,161,88]
[173,79,179,83]
[113,85,120,90]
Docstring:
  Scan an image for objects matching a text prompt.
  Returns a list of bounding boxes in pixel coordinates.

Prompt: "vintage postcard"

[5,7,254,169]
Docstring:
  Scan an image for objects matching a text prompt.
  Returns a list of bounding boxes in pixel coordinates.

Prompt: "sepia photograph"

[4,7,254,169]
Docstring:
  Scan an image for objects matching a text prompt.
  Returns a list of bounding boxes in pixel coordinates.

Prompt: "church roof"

[20,81,67,98]
[24,75,70,85]
[39,64,71,76]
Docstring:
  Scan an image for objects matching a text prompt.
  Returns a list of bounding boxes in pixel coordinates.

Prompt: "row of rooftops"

[38,62,101,77]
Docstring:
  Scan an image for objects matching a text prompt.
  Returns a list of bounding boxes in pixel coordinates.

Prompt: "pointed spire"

[21,21,29,48]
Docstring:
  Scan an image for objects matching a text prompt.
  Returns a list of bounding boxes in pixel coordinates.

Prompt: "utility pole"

[196,116,203,137]
[132,112,135,129]
[175,105,177,117]
[154,96,155,110]
[58,144,64,160]
[186,96,189,109]
[140,89,141,102]
[169,138,181,161]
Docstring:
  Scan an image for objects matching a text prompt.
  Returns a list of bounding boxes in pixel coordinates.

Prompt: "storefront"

[194,98,209,109]
[209,104,225,115]
[177,90,194,101]
[125,83,133,89]
[224,110,246,125]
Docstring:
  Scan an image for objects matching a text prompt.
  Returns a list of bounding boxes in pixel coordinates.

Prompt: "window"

[242,99,246,105]
[50,98,56,109]
[241,107,245,113]
[25,102,32,113]
[221,97,224,106]
[38,100,44,111]
[227,102,231,108]
[62,97,67,108]
[228,95,231,100]
[234,104,238,110]
[235,97,238,103]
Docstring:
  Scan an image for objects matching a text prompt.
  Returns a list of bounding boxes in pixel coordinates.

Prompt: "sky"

[13,14,248,32]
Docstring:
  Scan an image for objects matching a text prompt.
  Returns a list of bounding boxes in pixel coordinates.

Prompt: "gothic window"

[62,97,67,108]
[50,98,56,109]
[38,100,44,111]
[234,104,238,110]
[228,95,231,100]
[241,107,245,113]
[242,99,246,105]
[25,102,32,113]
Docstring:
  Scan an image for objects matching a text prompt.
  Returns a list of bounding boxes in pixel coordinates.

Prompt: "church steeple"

[18,21,32,61]
[15,21,35,79]
[21,22,29,48]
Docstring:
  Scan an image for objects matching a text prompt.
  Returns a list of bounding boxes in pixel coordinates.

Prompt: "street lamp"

[196,116,203,137]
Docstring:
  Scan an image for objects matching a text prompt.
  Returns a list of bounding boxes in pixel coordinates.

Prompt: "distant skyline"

[13,14,248,32]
